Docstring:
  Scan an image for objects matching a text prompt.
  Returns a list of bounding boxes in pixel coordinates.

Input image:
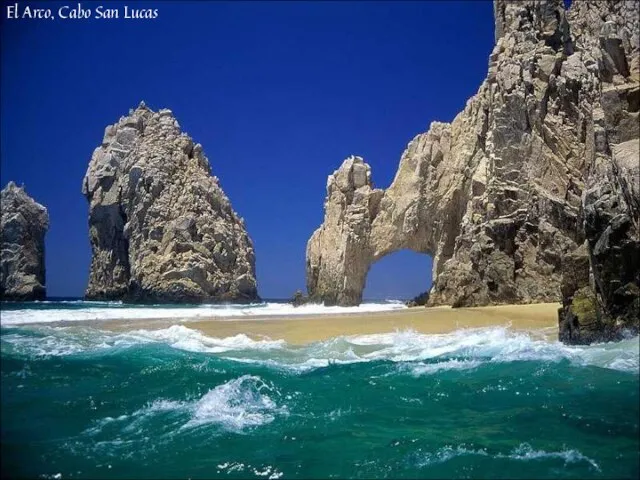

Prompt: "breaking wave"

[0,300,406,324]
[2,324,638,374]
[84,375,287,436]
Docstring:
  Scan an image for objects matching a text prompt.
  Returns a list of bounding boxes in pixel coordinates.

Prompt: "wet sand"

[80,302,561,344]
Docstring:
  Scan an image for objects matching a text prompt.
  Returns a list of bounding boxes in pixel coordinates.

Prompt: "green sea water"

[1,307,639,479]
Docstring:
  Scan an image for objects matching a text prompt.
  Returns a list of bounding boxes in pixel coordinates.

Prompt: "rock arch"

[306,120,474,307]
[306,0,639,309]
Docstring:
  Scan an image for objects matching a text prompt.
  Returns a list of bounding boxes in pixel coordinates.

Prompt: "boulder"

[290,289,309,307]
[406,291,430,308]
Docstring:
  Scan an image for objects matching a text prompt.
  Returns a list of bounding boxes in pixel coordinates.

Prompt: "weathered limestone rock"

[1,182,49,301]
[556,0,640,343]
[307,156,384,306]
[307,0,639,334]
[559,139,640,344]
[83,102,259,303]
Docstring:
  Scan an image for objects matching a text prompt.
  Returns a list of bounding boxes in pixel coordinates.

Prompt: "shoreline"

[55,302,561,345]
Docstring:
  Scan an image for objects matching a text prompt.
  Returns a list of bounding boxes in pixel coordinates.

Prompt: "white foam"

[183,375,287,431]
[138,398,188,414]
[2,332,88,357]
[405,359,483,376]
[86,375,286,437]
[0,301,406,325]
[417,443,600,470]
[1,325,285,358]
[216,462,283,479]
[252,465,284,479]
[417,445,489,466]
[505,443,600,470]
[345,327,639,374]
[3,324,638,374]
[126,325,286,353]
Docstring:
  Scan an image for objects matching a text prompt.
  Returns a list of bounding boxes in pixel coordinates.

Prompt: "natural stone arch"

[307,0,640,308]
[306,120,470,307]
[308,0,639,344]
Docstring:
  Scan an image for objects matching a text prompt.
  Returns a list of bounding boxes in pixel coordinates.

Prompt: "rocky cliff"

[1,182,49,301]
[83,102,259,303]
[306,0,639,340]
[558,137,639,343]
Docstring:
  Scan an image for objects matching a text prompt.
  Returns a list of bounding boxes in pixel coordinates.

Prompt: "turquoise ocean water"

[1,301,638,479]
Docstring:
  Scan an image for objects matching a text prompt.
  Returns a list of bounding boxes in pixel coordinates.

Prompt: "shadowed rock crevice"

[306,0,639,340]
[83,103,259,303]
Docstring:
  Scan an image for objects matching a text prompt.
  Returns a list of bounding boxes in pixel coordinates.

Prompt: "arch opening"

[363,249,433,302]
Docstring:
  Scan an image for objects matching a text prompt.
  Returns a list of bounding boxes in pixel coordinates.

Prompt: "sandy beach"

[77,302,562,344]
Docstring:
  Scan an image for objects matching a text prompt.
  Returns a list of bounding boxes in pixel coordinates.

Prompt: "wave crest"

[85,375,287,437]
[184,375,287,431]
[0,301,406,324]
[3,325,638,374]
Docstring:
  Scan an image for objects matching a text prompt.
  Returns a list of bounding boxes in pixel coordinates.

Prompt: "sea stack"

[0,182,49,301]
[82,102,259,303]
[306,0,639,341]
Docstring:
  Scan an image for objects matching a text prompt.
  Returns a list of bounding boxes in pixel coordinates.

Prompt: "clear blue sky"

[1,0,495,300]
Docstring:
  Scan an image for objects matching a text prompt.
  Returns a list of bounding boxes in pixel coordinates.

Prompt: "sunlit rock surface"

[83,103,259,303]
[307,0,639,343]
[1,182,49,301]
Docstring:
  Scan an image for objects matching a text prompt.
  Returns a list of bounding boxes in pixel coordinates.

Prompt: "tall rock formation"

[307,0,639,341]
[83,103,259,303]
[1,182,49,301]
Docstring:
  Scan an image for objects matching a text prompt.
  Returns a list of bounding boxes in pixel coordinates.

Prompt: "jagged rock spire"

[83,103,259,303]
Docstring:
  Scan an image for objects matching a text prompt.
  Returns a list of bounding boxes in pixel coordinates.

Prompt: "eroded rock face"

[1,182,49,301]
[307,0,639,322]
[83,103,259,303]
[307,156,384,306]
[559,139,640,344]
